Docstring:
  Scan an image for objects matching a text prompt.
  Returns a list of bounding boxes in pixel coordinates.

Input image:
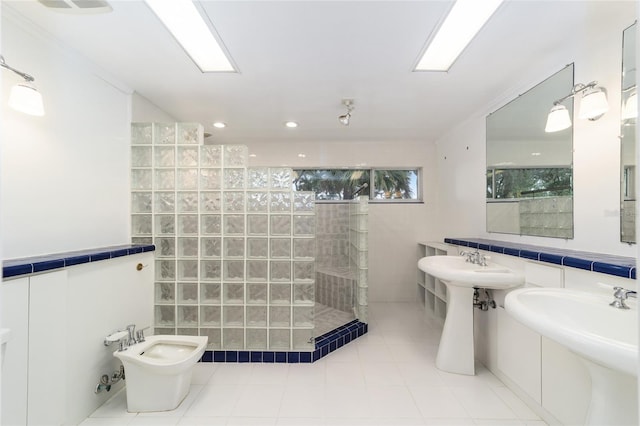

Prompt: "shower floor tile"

[79,302,548,426]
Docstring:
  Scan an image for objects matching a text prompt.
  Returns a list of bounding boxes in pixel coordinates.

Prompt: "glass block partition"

[350,197,368,323]
[130,122,316,351]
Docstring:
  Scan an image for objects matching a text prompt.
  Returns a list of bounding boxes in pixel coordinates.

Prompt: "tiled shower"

[130,122,367,352]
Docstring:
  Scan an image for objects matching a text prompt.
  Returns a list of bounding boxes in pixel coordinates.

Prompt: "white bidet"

[114,335,207,412]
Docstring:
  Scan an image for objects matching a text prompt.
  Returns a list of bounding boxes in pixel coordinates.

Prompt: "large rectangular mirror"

[486,64,574,238]
[621,22,636,244]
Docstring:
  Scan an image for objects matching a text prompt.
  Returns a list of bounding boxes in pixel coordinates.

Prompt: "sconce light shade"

[622,92,637,120]
[578,87,608,120]
[8,82,45,116]
[545,104,572,133]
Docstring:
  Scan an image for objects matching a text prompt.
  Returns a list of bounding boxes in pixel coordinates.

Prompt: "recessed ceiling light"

[414,0,504,72]
[298,153,306,158]
[285,121,299,128]
[249,153,257,158]
[144,0,235,72]
[213,122,226,129]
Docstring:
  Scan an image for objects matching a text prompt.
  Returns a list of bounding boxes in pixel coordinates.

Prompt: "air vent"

[37,0,112,14]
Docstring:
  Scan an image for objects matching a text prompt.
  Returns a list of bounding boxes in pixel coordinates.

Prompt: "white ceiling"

[3,0,632,145]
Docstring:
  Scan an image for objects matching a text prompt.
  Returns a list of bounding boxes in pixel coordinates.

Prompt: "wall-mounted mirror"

[486,64,574,238]
[620,22,636,244]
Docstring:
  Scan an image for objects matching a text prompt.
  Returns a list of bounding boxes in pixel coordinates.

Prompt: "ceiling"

[2,1,630,145]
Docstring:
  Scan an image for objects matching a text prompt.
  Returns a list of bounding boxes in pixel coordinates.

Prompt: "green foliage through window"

[293,169,420,201]
[486,167,572,199]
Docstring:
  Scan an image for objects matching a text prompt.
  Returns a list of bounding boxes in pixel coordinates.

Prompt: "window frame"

[292,167,423,204]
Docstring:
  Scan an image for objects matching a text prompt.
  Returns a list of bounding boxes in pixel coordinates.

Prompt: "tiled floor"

[80,302,547,426]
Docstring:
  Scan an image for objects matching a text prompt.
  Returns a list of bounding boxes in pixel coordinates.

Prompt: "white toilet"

[114,335,208,412]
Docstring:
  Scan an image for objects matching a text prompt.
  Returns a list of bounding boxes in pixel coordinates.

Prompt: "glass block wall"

[350,197,368,323]
[130,122,316,351]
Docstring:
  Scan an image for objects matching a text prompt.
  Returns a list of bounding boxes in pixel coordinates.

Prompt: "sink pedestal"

[436,284,475,375]
[582,358,638,426]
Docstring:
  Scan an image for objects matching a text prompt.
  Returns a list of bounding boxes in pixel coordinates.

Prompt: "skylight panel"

[145,0,235,72]
[415,0,504,72]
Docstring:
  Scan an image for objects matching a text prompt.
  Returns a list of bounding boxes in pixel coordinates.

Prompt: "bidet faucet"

[126,324,137,346]
[610,287,637,310]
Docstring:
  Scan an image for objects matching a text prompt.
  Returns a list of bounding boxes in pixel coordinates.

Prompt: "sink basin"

[417,254,523,375]
[505,287,637,376]
[505,287,638,425]
[418,256,523,289]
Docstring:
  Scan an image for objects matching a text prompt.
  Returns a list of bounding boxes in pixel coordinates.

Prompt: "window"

[293,168,421,202]
[486,167,572,199]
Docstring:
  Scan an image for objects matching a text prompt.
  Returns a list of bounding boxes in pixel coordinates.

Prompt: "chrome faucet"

[610,287,637,309]
[461,249,487,266]
[126,324,137,346]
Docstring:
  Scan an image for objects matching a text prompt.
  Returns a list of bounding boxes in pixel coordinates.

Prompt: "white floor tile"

[191,363,216,385]
[183,385,243,417]
[231,384,285,417]
[248,363,290,385]
[450,385,517,419]
[366,385,422,419]
[325,361,365,385]
[79,302,547,426]
[492,386,541,421]
[177,417,227,425]
[408,385,470,419]
[278,384,325,418]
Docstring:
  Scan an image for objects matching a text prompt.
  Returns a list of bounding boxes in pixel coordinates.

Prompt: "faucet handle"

[136,326,150,343]
[610,287,636,309]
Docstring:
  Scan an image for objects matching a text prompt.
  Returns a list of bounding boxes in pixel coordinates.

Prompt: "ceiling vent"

[37,0,112,14]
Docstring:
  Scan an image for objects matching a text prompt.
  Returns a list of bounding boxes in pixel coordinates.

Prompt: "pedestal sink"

[418,255,523,375]
[505,287,638,426]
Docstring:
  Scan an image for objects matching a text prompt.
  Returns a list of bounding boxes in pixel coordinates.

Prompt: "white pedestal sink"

[505,287,638,426]
[418,255,523,375]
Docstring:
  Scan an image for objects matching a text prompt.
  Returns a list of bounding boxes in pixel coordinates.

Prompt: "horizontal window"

[487,167,572,199]
[293,168,421,202]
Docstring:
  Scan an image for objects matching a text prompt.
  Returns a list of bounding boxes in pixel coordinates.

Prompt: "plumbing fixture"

[126,324,137,345]
[136,326,150,343]
[94,365,125,394]
[610,287,637,309]
[473,288,497,311]
[104,330,129,348]
[460,250,489,266]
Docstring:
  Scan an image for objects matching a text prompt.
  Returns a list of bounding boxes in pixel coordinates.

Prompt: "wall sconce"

[338,99,354,126]
[1,55,45,116]
[545,81,608,133]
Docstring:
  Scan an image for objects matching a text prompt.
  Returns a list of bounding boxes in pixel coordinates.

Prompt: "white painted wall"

[435,2,638,258]
[246,140,438,302]
[132,92,177,123]
[1,7,132,259]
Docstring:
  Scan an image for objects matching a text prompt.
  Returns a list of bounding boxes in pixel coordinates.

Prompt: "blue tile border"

[444,238,635,279]
[199,320,368,364]
[2,244,156,279]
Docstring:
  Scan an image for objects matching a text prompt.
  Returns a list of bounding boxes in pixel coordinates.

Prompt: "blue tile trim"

[2,244,156,279]
[443,238,635,279]
[200,320,368,364]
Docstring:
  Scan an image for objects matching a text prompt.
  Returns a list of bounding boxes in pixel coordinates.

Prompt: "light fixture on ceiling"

[0,55,45,116]
[144,0,235,73]
[213,121,226,128]
[545,81,609,133]
[414,0,504,72]
[37,0,113,14]
[338,99,354,126]
[285,121,299,128]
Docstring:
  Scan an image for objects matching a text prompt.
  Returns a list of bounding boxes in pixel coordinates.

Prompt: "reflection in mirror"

[486,64,574,238]
[621,22,636,243]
